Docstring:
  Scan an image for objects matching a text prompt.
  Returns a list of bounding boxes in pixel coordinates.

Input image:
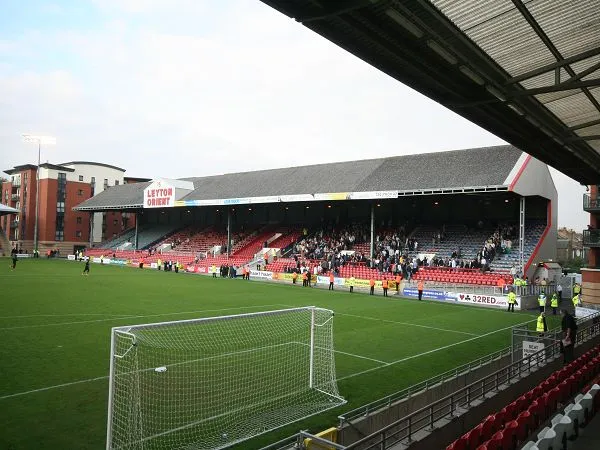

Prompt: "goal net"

[106,306,346,449]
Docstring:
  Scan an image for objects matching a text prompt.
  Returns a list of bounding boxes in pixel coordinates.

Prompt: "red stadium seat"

[516,410,532,443]
[503,420,519,449]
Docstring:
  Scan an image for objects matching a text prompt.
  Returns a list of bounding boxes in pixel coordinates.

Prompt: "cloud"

[0,0,590,230]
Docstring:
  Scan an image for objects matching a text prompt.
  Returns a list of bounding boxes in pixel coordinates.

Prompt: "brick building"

[1,161,147,255]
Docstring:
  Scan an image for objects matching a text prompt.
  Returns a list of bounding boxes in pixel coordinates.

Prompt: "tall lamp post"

[21,134,56,254]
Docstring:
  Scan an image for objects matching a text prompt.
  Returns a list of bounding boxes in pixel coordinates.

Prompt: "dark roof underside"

[259,0,600,184]
[75,145,521,210]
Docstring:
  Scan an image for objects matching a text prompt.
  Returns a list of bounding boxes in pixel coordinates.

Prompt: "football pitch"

[0,259,553,449]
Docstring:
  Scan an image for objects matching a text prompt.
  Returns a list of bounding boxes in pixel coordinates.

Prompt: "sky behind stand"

[0,0,588,230]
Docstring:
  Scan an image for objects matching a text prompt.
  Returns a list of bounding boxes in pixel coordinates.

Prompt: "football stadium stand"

[74,145,558,285]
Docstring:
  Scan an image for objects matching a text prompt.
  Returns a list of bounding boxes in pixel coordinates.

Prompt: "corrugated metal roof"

[74,145,522,211]
[74,182,149,211]
[431,0,600,162]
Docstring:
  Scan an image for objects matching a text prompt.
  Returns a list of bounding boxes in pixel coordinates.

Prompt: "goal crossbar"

[111,306,321,332]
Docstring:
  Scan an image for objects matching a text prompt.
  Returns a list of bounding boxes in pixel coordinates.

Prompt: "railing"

[583,229,600,247]
[583,194,600,210]
[338,346,513,426]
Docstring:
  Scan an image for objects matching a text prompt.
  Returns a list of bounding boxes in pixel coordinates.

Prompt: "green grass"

[0,259,547,449]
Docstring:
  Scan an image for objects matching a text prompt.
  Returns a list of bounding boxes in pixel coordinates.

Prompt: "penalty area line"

[336,312,480,337]
[338,318,533,382]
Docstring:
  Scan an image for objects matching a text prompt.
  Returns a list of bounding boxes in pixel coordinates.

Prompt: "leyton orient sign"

[144,181,175,208]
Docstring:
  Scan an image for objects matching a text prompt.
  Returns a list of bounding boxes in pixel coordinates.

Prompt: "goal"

[106,306,346,449]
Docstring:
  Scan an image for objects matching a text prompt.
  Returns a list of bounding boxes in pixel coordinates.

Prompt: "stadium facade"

[1,161,149,255]
[75,145,557,278]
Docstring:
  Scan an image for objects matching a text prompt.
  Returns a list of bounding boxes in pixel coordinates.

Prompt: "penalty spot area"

[154,366,167,373]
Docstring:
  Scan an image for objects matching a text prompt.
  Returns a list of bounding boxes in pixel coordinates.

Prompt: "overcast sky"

[0,0,589,230]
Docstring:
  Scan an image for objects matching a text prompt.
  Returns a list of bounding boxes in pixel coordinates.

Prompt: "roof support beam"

[506,46,600,85]
[510,0,600,116]
[565,135,600,142]
[565,60,600,85]
[509,79,600,97]
[571,118,600,131]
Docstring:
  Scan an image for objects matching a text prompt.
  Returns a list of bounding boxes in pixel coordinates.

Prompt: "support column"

[370,203,375,264]
[519,197,526,276]
[89,212,94,248]
[134,213,139,250]
[227,207,232,257]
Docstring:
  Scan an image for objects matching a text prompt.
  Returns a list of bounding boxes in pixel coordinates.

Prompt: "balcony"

[11,193,19,202]
[9,221,18,229]
[583,194,600,212]
[11,178,21,188]
[583,229,600,247]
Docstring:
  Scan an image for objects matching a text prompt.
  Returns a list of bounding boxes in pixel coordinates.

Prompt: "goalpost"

[106,306,346,450]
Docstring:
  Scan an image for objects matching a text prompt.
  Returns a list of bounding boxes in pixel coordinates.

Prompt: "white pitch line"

[337,318,533,381]
[0,304,284,331]
[0,376,108,400]
[292,341,389,365]
[337,312,480,337]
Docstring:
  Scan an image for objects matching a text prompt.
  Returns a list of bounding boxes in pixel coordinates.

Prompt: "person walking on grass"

[369,277,375,295]
[417,279,424,301]
[382,278,389,297]
[536,312,547,336]
[507,289,517,312]
[550,292,559,315]
[348,276,355,293]
[82,258,90,276]
[395,273,402,294]
[328,272,334,291]
[11,253,17,271]
[538,290,547,313]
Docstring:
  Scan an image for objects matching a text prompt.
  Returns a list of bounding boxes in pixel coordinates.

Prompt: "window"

[78,189,84,196]
[77,217,82,224]
[79,175,84,182]
[76,231,82,238]
[90,177,95,196]
[113,219,118,226]
[55,230,64,241]
[104,179,109,190]
[115,180,119,186]
[56,202,65,213]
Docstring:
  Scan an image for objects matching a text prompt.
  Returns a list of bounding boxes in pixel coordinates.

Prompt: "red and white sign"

[144,182,175,208]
